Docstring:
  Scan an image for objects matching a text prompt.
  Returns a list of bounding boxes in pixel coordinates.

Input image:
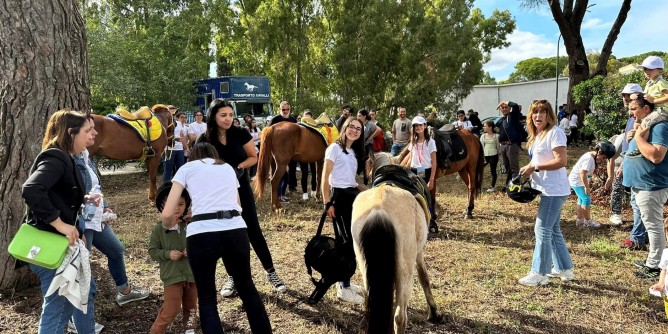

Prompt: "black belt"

[191,210,240,222]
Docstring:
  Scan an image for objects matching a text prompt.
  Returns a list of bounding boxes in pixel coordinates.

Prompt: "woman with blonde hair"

[517,100,574,286]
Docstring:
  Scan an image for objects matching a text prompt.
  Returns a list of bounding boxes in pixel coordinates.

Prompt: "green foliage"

[617,51,668,65]
[573,71,646,139]
[502,56,568,83]
[480,72,497,84]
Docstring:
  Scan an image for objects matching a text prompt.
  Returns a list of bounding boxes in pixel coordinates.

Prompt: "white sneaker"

[546,269,575,281]
[67,321,104,334]
[609,214,623,226]
[348,283,365,295]
[310,190,317,199]
[302,193,309,201]
[486,187,495,193]
[518,272,549,287]
[220,275,236,297]
[337,285,364,304]
[576,219,601,228]
[184,330,195,334]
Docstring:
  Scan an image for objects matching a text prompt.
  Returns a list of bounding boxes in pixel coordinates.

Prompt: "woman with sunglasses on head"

[196,99,285,298]
[321,116,366,304]
[517,100,573,287]
[622,94,668,280]
[22,110,98,333]
[161,142,272,334]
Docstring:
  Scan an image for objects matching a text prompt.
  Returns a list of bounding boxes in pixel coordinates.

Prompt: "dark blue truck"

[195,76,273,125]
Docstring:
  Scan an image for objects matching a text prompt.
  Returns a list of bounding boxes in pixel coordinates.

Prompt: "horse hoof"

[428,312,446,324]
[464,213,473,219]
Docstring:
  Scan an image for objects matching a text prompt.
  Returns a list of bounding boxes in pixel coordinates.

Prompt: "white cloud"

[484,29,566,79]
[581,18,613,30]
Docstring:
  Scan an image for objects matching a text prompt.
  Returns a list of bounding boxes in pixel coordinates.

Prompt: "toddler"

[638,56,668,130]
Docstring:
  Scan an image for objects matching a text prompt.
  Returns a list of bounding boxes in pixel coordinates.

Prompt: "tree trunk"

[0,0,90,289]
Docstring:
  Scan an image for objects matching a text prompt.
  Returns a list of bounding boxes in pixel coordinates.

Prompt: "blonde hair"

[526,100,557,148]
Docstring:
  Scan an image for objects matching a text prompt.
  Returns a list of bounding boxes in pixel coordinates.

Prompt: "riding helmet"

[155,181,191,213]
[595,141,616,160]
[506,176,542,203]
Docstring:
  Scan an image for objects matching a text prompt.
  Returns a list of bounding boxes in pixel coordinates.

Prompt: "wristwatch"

[533,162,540,172]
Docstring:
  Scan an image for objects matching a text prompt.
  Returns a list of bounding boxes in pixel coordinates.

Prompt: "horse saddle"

[431,125,468,169]
[371,164,432,219]
[297,122,330,147]
[108,113,163,143]
[116,107,153,121]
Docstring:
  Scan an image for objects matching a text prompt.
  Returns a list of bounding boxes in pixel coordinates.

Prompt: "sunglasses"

[347,125,362,132]
[532,99,548,104]
[281,108,290,112]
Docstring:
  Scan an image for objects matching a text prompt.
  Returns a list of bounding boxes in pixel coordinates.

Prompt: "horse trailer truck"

[195,76,273,126]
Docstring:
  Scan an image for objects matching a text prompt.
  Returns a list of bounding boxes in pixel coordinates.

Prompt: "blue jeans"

[278,173,288,197]
[84,224,128,290]
[390,143,406,156]
[162,149,185,182]
[629,191,648,244]
[29,263,96,334]
[531,195,573,275]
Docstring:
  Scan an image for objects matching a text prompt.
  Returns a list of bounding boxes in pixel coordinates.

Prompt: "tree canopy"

[501,56,568,83]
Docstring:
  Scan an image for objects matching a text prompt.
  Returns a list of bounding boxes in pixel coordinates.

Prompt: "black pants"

[300,162,317,193]
[484,155,499,187]
[410,168,436,223]
[331,187,360,284]
[238,171,274,270]
[187,229,272,334]
[288,161,297,191]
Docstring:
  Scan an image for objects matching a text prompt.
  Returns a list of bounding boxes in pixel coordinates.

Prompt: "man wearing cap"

[391,107,412,156]
[497,101,523,188]
[270,101,298,200]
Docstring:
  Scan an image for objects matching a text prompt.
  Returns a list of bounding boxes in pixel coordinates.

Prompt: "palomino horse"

[88,104,174,201]
[398,128,484,220]
[352,152,443,334]
[253,122,327,209]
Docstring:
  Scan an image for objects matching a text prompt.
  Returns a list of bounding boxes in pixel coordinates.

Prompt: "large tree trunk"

[0,0,90,289]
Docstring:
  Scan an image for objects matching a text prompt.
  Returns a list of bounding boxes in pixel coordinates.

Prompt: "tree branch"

[548,1,571,38]
[591,0,632,78]
[572,0,589,30]
[563,0,575,18]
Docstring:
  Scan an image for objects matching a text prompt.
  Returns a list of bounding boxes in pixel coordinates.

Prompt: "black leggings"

[300,162,317,193]
[331,187,360,284]
[188,229,272,334]
[484,155,499,187]
[238,171,274,270]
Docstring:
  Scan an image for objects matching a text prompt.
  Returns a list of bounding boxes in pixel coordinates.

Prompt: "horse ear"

[368,150,374,161]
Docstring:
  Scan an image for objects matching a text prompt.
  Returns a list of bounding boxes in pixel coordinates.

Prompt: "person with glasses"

[163,112,188,181]
[187,108,207,145]
[270,101,298,201]
[321,117,366,304]
[517,100,573,287]
[622,94,668,280]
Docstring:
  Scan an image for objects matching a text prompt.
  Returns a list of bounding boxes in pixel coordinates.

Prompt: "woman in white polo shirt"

[321,116,366,304]
[160,142,272,334]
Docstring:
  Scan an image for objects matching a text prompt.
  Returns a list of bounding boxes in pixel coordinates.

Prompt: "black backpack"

[304,203,356,304]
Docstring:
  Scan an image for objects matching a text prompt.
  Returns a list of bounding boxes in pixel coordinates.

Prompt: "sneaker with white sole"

[266,270,286,292]
[220,275,236,297]
[337,285,364,304]
[609,214,623,226]
[546,269,575,281]
[67,321,105,334]
[302,193,309,201]
[518,272,549,287]
[310,190,317,198]
[116,284,149,306]
[348,283,365,295]
[576,219,601,228]
[486,187,495,193]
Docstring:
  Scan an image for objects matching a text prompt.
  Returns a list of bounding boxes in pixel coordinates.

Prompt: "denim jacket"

[73,150,109,211]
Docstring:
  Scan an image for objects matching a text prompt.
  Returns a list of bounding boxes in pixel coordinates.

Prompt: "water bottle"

[85,185,102,220]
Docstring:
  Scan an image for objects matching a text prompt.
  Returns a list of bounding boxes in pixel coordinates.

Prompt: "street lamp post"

[555,33,562,109]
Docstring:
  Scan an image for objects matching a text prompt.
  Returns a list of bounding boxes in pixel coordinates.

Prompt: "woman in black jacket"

[22,110,98,334]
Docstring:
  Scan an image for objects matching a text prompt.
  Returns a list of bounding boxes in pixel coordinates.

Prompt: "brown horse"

[398,128,484,220]
[253,122,328,210]
[88,104,174,201]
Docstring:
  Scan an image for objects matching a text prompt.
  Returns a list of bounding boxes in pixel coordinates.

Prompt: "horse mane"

[151,104,169,112]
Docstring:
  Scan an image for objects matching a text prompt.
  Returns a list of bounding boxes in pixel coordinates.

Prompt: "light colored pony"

[352,152,443,333]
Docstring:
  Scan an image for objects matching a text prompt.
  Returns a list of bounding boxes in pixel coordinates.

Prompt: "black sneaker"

[633,259,646,268]
[634,265,661,279]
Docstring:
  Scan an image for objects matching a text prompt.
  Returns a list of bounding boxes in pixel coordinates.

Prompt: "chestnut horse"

[353,152,443,333]
[398,128,484,221]
[253,122,327,210]
[88,104,174,201]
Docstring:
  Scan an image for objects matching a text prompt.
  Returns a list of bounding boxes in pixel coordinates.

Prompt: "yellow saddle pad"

[109,113,163,142]
[318,125,339,145]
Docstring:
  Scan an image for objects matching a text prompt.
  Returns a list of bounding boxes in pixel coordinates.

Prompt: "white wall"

[458,77,570,120]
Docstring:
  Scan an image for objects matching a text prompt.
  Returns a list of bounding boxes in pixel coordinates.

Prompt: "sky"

[478,0,668,81]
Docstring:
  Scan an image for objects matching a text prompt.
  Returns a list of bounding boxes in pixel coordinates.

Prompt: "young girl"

[407,116,438,230]
[568,141,616,228]
[650,224,668,297]
[149,182,197,334]
[480,121,501,192]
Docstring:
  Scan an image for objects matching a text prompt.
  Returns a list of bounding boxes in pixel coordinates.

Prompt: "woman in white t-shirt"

[517,99,574,287]
[321,116,365,304]
[559,114,571,145]
[160,142,272,333]
[569,111,579,146]
[187,110,207,145]
[163,112,188,181]
[452,110,473,130]
[407,116,438,230]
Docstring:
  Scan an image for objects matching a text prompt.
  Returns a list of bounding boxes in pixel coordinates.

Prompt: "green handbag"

[7,207,69,269]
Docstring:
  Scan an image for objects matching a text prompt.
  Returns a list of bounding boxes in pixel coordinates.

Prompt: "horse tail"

[253,126,274,199]
[474,137,485,197]
[359,208,397,334]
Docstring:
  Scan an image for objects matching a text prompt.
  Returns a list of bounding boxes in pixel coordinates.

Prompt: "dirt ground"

[1,147,667,333]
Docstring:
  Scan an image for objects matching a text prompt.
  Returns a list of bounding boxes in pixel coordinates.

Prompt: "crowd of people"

[17,55,668,333]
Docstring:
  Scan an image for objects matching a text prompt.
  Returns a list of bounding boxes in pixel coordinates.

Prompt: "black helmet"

[155,181,191,213]
[506,176,542,203]
[595,141,616,159]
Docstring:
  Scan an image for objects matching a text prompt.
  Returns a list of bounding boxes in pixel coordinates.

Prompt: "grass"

[0,145,666,333]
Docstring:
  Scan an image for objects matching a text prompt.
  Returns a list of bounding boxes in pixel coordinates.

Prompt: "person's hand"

[428,178,435,190]
[54,222,79,245]
[645,95,656,103]
[604,178,613,191]
[615,167,623,179]
[170,250,184,261]
[650,282,664,293]
[635,125,650,141]
[357,184,368,191]
[626,129,636,142]
[518,164,534,177]
[84,194,103,206]
[182,209,192,222]
[326,205,336,218]
[183,249,188,257]
[585,186,590,195]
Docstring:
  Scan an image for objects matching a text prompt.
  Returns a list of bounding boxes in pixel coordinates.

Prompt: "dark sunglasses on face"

[281,108,290,112]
